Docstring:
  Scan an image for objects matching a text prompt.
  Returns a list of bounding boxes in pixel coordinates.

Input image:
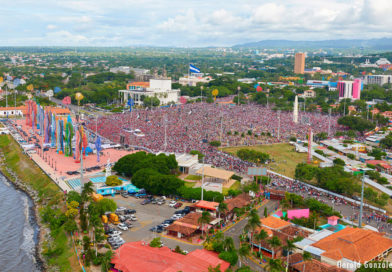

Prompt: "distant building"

[178,75,212,86]
[294,53,306,74]
[376,58,391,66]
[300,89,316,98]
[119,79,180,106]
[306,80,337,91]
[338,79,362,100]
[363,75,392,86]
[0,106,26,117]
[237,78,256,84]
[110,66,152,81]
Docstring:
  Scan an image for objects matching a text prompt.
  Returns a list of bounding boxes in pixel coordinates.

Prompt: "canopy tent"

[196,166,234,183]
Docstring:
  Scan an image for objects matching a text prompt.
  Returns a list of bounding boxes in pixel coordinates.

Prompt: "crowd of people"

[86,103,339,172]
[268,173,392,234]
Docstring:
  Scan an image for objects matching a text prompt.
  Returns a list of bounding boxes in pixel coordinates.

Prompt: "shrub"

[218,250,238,266]
[105,175,123,186]
[150,237,162,248]
[209,141,221,147]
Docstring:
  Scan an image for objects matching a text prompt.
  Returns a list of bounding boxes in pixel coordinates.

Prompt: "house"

[305,227,392,270]
[193,200,219,217]
[251,216,310,258]
[290,257,349,272]
[366,160,392,174]
[166,213,203,238]
[223,193,252,221]
[111,241,230,272]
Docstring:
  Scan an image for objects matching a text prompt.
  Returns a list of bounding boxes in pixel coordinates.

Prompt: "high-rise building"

[363,75,392,86]
[338,79,362,100]
[294,53,305,74]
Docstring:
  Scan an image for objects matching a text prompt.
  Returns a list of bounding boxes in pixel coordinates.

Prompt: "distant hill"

[233,38,392,50]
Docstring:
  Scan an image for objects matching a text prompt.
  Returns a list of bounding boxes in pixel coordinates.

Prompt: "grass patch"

[185,175,202,181]
[0,135,75,271]
[184,181,196,188]
[222,181,241,196]
[223,143,308,179]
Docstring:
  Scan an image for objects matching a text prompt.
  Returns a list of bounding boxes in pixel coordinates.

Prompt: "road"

[223,200,279,272]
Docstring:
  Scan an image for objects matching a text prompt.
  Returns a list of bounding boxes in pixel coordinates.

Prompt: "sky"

[0,0,391,47]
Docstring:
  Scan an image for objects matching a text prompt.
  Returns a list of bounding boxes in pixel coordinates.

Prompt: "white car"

[160,223,170,228]
[111,231,122,236]
[130,216,138,221]
[118,225,128,231]
[171,215,182,220]
[169,201,177,207]
[116,207,126,212]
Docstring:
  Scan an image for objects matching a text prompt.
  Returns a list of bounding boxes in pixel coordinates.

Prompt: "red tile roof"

[312,227,392,263]
[194,200,219,211]
[111,241,230,272]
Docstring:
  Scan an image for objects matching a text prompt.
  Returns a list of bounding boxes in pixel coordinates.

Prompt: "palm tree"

[223,236,235,252]
[302,251,312,272]
[198,211,211,237]
[254,229,268,254]
[267,235,282,259]
[101,250,114,272]
[284,239,296,272]
[265,258,284,272]
[238,243,251,267]
[218,202,228,226]
[81,181,94,203]
[246,210,261,246]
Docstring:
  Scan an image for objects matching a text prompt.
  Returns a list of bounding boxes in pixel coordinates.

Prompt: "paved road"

[223,200,279,272]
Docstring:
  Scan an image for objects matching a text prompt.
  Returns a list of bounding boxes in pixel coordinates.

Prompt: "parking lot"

[108,195,203,252]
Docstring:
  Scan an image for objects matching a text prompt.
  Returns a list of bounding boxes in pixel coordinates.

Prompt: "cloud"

[0,0,391,46]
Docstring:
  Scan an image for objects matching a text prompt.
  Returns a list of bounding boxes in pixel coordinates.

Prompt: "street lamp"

[200,86,204,103]
[237,86,241,106]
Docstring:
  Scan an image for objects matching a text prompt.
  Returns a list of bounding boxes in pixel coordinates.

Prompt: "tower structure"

[293,95,298,123]
[294,53,306,74]
[307,127,312,163]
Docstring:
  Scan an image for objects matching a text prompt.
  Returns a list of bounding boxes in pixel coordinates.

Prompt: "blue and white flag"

[189,64,200,73]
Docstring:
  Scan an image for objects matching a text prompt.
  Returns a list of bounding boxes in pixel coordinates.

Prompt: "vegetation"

[236,148,270,164]
[209,140,221,147]
[0,135,75,271]
[105,175,122,186]
[337,116,375,134]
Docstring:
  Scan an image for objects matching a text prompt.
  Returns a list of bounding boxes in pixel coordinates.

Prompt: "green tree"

[302,251,312,272]
[100,250,114,272]
[238,243,251,267]
[149,237,162,248]
[218,202,228,225]
[267,235,281,259]
[254,229,268,254]
[105,175,123,186]
[333,158,346,166]
[198,211,211,237]
[265,258,284,272]
[209,141,221,147]
[284,239,296,272]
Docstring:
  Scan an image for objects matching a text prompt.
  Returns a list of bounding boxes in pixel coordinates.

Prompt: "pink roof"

[111,241,229,272]
[276,209,309,220]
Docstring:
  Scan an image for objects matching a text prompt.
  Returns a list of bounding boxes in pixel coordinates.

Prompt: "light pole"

[201,156,205,201]
[277,110,281,140]
[200,86,203,103]
[359,174,365,228]
[237,86,241,106]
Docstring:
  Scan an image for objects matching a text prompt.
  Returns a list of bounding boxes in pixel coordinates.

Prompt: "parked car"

[183,206,191,213]
[174,202,183,209]
[157,200,165,205]
[118,225,128,231]
[169,201,177,207]
[141,199,151,205]
[129,215,138,221]
[159,223,170,228]
[111,231,122,236]
[163,219,174,224]
[121,193,129,198]
[116,207,126,212]
[124,209,136,214]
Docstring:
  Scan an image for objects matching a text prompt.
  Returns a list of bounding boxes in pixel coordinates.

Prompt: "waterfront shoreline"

[0,162,46,271]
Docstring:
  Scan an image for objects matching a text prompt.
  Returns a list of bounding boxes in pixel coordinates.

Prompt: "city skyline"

[0,0,392,47]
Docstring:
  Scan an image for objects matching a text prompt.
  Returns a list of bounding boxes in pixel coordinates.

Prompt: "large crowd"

[268,173,392,234]
[86,103,339,173]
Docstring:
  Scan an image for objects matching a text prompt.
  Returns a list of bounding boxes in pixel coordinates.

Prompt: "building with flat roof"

[363,75,392,86]
[294,53,306,74]
[338,79,362,100]
[119,79,180,106]
[179,75,212,86]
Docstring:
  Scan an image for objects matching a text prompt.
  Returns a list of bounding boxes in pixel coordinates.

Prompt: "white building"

[178,75,212,86]
[119,79,180,106]
[363,75,392,86]
[376,58,391,66]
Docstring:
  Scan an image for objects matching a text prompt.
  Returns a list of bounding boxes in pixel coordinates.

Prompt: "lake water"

[0,173,41,272]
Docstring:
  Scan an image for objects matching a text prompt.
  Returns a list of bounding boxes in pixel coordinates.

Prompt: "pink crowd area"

[13,119,134,178]
[86,103,340,173]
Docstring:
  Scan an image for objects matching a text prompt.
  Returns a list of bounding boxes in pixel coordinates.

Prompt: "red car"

[174,202,183,209]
